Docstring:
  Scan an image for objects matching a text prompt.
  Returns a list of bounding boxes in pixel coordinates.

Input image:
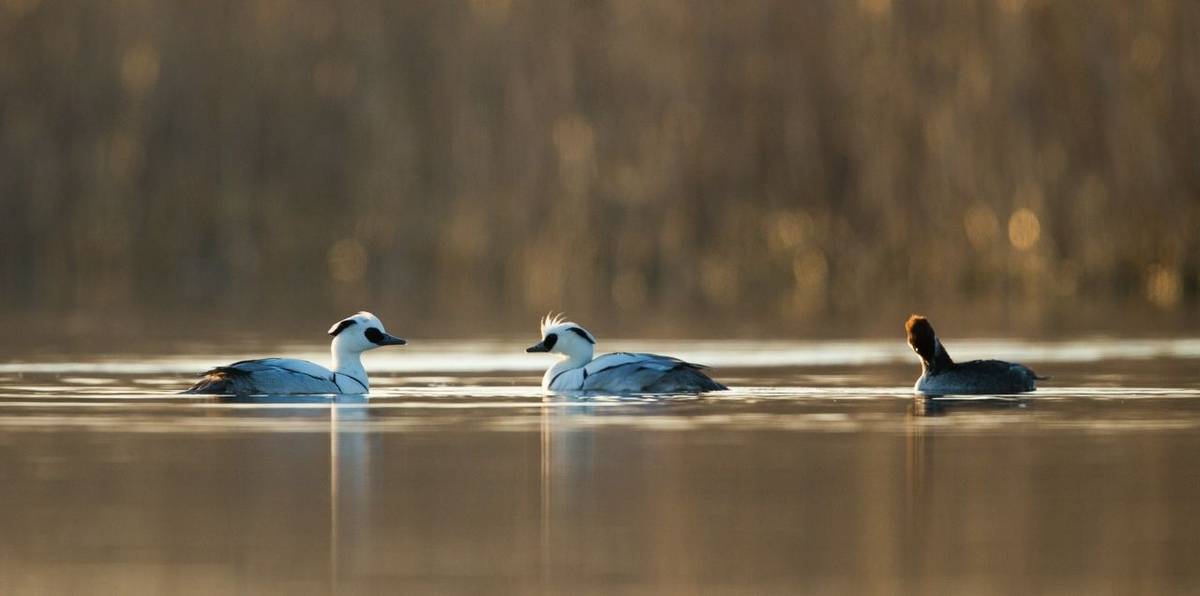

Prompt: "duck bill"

[525,342,549,353]
[378,334,407,346]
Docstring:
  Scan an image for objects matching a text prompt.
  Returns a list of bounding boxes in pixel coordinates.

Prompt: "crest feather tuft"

[540,312,568,336]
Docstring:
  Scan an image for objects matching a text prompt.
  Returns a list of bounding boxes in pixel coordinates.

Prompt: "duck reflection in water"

[909,395,1028,417]
[212,394,370,405]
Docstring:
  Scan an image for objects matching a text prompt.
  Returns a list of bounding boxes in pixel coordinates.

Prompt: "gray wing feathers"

[580,362,668,393]
[185,359,339,395]
[581,353,727,393]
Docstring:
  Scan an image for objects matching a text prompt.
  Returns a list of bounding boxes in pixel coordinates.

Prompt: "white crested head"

[328,311,407,354]
[528,313,596,359]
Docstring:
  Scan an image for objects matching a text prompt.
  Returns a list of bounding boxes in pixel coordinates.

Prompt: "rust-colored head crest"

[905,314,938,362]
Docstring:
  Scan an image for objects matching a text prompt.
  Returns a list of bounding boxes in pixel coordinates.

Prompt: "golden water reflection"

[1,357,1199,593]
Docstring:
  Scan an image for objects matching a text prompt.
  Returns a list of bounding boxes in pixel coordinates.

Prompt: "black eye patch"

[566,327,594,344]
[543,333,558,350]
[364,327,384,343]
[329,319,356,337]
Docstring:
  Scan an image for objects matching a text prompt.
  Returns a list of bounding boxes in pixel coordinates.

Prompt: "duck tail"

[684,365,728,392]
[1022,364,1050,381]
[182,367,244,394]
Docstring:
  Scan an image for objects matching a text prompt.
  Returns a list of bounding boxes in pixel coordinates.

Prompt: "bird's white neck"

[332,346,368,389]
[546,348,593,381]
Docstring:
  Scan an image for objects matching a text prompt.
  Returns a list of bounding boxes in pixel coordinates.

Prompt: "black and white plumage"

[525,314,727,394]
[905,314,1045,395]
[185,312,406,396]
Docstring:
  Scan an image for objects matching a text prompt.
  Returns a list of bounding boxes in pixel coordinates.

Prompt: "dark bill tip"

[526,343,549,353]
[379,334,407,346]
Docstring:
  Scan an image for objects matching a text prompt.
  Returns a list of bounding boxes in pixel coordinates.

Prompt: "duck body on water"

[182,310,1043,397]
[526,314,727,394]
[185,312,405,396]
[905,314,1045,395]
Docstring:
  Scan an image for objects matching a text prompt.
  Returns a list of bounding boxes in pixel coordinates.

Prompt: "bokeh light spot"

[120,44,160,97]
[858,0,891,17]
[1130,33,1164,74]
[964,204,999,251]
[766,210,813,253]
[1146,265,1182,308]
[1008,208,1041,251]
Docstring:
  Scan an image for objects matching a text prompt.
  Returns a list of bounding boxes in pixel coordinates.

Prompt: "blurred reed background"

[1,0,1197,343]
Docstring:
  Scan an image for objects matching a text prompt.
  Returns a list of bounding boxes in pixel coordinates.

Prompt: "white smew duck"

[526,314,727,394]
[185,311,405,395]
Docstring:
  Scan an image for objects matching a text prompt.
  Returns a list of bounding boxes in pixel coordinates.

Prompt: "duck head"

[905,314,953,372]
[329,311,407,355]
[526,313,596,364]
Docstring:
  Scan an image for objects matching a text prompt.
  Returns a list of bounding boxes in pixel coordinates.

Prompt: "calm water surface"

[1,339,1199,595]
